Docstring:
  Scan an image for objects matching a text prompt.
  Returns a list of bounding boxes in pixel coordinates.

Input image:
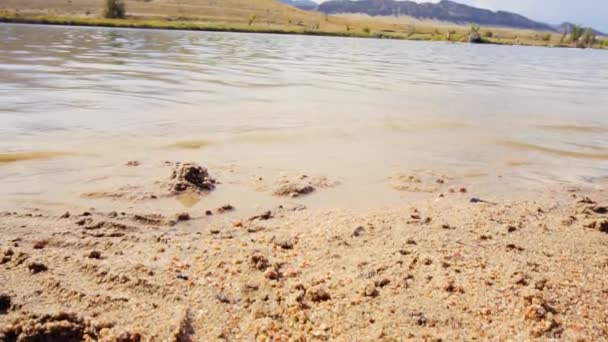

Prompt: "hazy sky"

[314,0,608,32]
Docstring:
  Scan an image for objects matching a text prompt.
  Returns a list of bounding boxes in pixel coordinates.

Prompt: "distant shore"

[1,13,606,50]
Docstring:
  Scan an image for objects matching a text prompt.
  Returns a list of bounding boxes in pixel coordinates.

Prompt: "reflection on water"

[536,124,608,133]
[1,23,608,201]
[175,191,203,208]
[500,140,608,160]
[0,151,67,163]
[168,140,213,149]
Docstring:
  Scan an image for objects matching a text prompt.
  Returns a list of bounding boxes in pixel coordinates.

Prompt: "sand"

[1,162,608,341]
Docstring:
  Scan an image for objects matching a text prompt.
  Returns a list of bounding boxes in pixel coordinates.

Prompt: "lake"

[1,23,608,210]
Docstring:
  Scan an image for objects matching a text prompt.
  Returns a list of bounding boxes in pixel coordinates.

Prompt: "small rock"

[352,226,365,237]
[577,197,595,204]
[125,160,140,167]
[33,240,48,249]
[116,331,142,342]
[375,278,390,288]
[444,281,464,293]
[216,293,233,304]
[274,236,295,250]
[309,288,331,302]
[88,251,102,259]
[108,211,118,218]
[363,284,379,297]
[0,293,11,314]
[217,205,234,214]
[535,279,548,291]
[507,226,517,233]
[506,243,525,252]
[264,270,282,280]
[76,218,92,226]
[406,239,417,245]
[60,211,70,219]
[232,220,243,228]
[584,219,608,233]
[176,213,190,221]
[28,262,48,274]
[205,210,213,216]
[411,312,427,326]
[177,274,189,281]
[248,211,273,221]
[250,253,270,271]
[274,184,315,197]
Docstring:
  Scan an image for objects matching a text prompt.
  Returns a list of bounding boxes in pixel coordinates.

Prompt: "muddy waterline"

[1,23,608,211]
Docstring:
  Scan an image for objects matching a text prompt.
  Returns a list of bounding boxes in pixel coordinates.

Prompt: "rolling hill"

[0,0,326,26]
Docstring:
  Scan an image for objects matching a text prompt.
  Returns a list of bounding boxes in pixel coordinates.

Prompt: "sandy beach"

[2,22,608,341]
[1,161,607,341]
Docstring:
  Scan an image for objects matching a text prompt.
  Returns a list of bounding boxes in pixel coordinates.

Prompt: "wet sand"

[1,162,608,341]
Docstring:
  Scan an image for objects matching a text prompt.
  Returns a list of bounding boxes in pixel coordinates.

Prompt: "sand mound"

[169,163,216,194]
[0,312,114,341]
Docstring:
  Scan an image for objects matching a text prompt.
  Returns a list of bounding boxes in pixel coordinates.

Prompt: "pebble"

[0,293,10,314]
[274,236,295,250]
[28,262,48,274]
[176,213,190,221]
[363,284,379,297]
[88,251,102,259]
[33,240,48,249]
[309,288,331,302]
[217,205,234,214]
[352,226,365,237]
[264,270,282,280]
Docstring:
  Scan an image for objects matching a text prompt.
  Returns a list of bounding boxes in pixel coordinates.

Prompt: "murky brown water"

[1,23,608,210]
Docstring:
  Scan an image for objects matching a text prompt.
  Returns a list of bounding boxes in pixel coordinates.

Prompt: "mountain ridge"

[316,0,556,31]
[279,0,318,11]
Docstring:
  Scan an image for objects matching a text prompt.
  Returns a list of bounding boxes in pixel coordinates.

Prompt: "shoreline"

[1,14,605,50]
[1,162,608,339]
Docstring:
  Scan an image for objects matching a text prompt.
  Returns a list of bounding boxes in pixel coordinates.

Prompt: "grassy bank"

[0,12,406,39]
[0,11,606,49]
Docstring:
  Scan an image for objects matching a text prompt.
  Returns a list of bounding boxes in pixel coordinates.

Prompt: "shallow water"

[1,23,608,210]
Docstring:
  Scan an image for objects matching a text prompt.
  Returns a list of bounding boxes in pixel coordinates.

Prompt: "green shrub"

[362,26,370,34]
[570,24,584,43]
[581,28,596,47]
[248,14,256,26]
[103,0,125,19]
[484,31,493,38]
[470,24,480,33]
[541,33,551,41]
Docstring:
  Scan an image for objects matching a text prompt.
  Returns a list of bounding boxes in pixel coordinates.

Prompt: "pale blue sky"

[314,0,608,32]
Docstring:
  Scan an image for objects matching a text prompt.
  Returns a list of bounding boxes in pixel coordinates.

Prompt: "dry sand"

[1,162,607,341]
